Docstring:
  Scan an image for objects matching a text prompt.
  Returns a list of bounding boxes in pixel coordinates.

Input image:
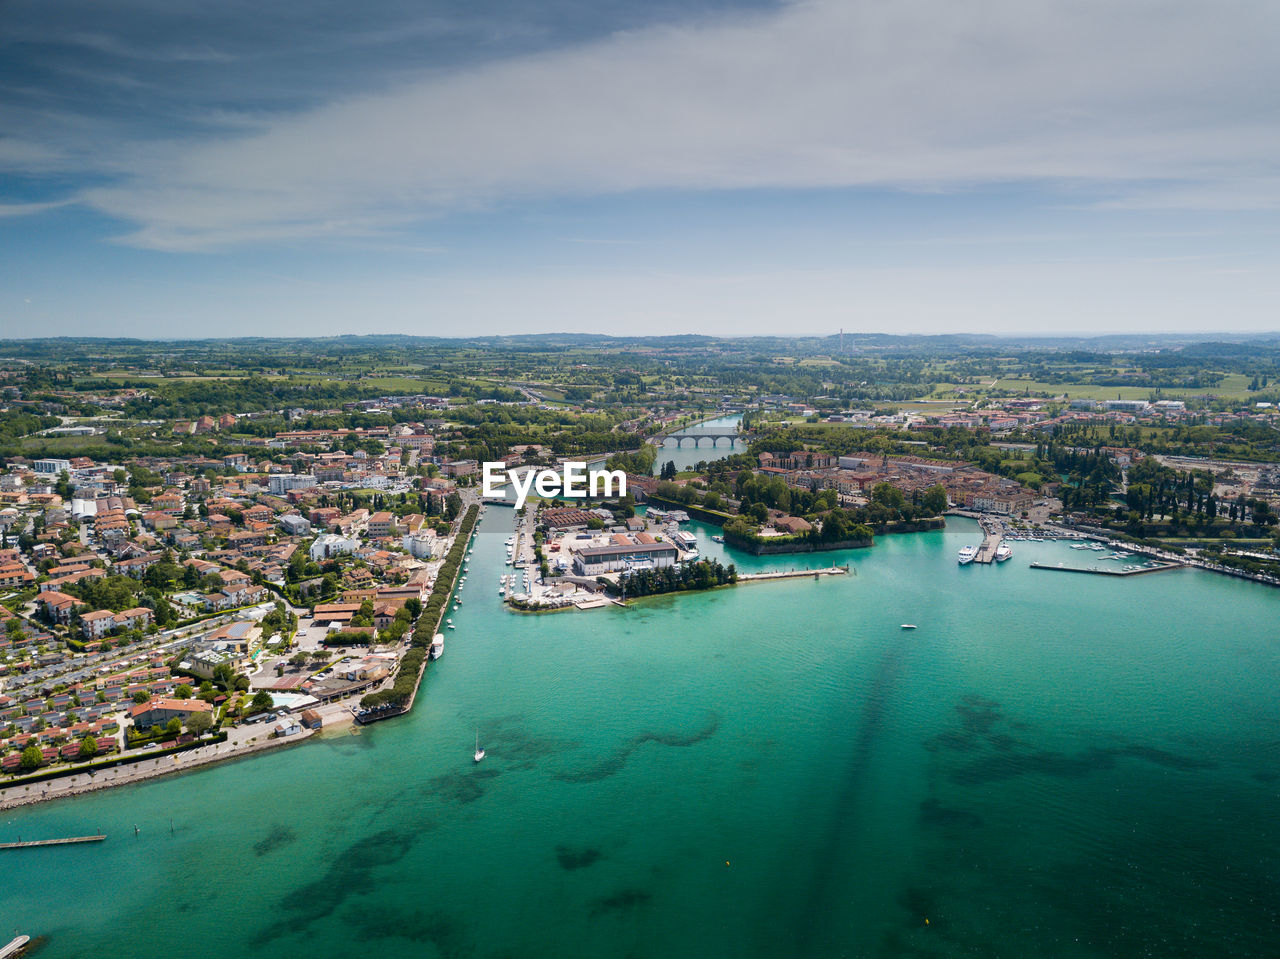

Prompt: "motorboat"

[994,543,1012,562]
[958,545,978,565]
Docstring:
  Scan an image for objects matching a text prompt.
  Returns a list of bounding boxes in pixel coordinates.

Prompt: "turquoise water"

[4,514,1280,958]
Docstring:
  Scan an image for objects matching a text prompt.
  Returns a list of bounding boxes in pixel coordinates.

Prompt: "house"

[227,529,268,549]
[129,697,214,730]
[367,511,395,538]
[299,708,323,729]
[36,590,80,624]
[278,514,311,536]
[79,609,117,640]
[273,718,303,738]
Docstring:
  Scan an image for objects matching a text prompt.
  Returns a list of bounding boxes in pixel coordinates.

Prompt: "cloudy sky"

[2,0,1278,338]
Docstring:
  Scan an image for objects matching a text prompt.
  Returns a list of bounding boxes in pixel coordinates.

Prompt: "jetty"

[1029,561,1182,577]
[737,566,849,583]
[974,528,1003,564]
[0,834,106,850]
[0,936,29,959]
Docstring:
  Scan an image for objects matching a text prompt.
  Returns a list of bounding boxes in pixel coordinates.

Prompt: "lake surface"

[5,514,1279,958]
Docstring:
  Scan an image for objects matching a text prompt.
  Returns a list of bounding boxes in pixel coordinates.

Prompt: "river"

[3,514,1279,957]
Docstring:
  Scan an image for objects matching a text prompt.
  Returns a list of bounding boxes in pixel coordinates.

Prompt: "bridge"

[661,428,751,449]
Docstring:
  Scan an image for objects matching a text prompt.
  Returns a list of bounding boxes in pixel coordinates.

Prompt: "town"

[1,333,1278,800]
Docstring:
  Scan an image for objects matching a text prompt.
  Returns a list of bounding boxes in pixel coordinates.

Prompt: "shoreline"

[0,728,317,812]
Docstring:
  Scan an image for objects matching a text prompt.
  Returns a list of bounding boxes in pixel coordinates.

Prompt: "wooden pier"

[1029,561,1182,577]
[0,936,29,959]
[0,834,106,850]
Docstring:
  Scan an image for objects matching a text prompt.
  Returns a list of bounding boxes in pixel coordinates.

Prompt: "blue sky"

[3,0,1279,338]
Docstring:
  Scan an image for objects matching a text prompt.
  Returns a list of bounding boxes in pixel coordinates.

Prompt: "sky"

[2,0,1279,339]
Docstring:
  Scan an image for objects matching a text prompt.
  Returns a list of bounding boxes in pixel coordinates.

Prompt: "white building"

[268,473,318,495]
[310,533,360,562]
[32,458,73,476]
[402,530,441,559]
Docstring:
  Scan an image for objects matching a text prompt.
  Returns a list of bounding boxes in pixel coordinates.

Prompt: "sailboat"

[473,729,485,763]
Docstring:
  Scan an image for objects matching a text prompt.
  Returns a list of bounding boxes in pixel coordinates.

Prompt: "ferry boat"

[430,633,444,659]
[958,545,978,565]
[994,543,1012,562]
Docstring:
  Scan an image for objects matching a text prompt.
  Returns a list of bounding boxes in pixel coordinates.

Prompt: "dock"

[0,936,29,959]
[737,566,849,583]
[974,528,1003,564]
[1029,561,1182,577]
[0,834,106,850]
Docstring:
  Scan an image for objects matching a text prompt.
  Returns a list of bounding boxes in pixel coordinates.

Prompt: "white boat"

[447,623,456,629]
[474,729,485,763]
[1071,543,1088,550]
[712,534,724,543]
[900,624,917,630]
[958,545,978,565]
[994,543,1012,562]
[430,633,444,659]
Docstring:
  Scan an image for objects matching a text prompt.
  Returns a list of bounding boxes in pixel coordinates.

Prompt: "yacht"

[958,545,978,565]
[994,543,1012,562]
[474,729,485,763]
[712,534,724,543]
[900,624,918,630]
[430,633,444,659]
[1070,543,1088,550]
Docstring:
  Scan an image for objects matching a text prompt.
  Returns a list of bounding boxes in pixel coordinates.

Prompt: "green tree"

[251,691,274,713]
[187,711,214,736]
[78,736,98,759]
[175,684,193,699]
[20,745,43,771]
[922,484,948,515]
[132,690,151,704]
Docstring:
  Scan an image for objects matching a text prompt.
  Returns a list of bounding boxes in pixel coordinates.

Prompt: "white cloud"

[79,0,1280,250]
[0,198,72,218]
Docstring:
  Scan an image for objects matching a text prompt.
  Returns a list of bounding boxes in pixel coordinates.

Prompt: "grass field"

[926,372,1257,402]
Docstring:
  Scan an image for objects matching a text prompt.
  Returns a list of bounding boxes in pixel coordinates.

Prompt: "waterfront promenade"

[0,722,320,811]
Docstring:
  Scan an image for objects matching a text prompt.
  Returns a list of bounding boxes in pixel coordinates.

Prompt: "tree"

[164,717,182,735]
[871,482,905,511]
[251,691,274,713]
[922,484,948,515]
[187,711,214,736]
[175,684,193,699]
[20,745,43,771]
[78,736,98,759]
[132,690,151,704]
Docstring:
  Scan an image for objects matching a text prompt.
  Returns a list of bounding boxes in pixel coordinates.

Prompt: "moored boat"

[958,545,978,565]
